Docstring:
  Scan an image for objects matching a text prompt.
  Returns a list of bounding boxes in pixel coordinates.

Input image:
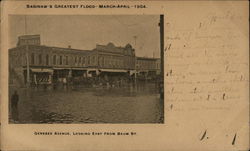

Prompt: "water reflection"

[9,82,164,124]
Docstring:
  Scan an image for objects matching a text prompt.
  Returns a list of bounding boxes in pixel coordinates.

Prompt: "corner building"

[9,35,159,86]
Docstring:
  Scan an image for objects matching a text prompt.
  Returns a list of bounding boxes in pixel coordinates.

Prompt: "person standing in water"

[11,90,19,121]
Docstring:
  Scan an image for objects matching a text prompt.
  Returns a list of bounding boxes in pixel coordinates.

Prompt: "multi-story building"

[9,43,92,85]
[17,34,41,46]
[94,43,135,70]
[136,57,161,80]
[9,35,160,86]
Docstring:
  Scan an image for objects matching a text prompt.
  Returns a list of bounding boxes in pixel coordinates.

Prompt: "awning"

[87,68,97,71]
[71,68,88,70]
[100,69,128,73]
[31,68,53,73]
[53,67,70,70]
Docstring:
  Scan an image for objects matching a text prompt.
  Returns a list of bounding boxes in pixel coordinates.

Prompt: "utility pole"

[25,15,30,87]
[160,15,164,80]
[159,15,164,100]
[133,36,137,84]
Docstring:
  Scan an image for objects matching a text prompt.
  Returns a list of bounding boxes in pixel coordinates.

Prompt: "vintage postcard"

[1,1,249,151]
[8,15,164,124]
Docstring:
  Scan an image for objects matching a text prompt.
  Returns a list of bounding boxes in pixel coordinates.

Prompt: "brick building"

[9,35,160,86]
[17,34,40,46]
[136,57,160,80]
[94,42,135,70]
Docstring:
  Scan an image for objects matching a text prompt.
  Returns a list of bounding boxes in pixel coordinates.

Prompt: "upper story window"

[53,55,56,65]
[102,57,105,67]
[88,56,90,64]
[38,54,42,64]
[59,56,62,65]
[75,56,77,64]
[83,57,85,64]
[79,57,82,64]
[31,53,35,65]
[65,56,68,65]
[45,54,49,65]
[99,57,103,67]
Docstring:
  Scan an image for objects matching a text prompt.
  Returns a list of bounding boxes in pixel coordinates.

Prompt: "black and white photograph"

[8,15,164,124]
[2,1,249,151]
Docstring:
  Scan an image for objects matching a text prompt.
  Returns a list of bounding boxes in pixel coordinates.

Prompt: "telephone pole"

[133,36,137,84]
[159,15,164,99]
[25,15,30,87]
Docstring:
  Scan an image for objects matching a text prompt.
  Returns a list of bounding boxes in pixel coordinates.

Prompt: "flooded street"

[9,83,164,124]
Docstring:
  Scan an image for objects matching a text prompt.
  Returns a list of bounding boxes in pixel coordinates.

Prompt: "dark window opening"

[31,53,35,65]
[53,55,56,65]
[75,56,77,64]
[46,54,49,65]
[38,54,42,64]
[59,56,62,65]
[83,57,85,64]
[65,56,68,65]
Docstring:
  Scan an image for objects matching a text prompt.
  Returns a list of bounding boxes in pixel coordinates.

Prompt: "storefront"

[98,69,129,82]
[99,69,128,76]
[52,68,70,83]
[30,68,53,85]
[71,68,87,78]
[87,69,98,77]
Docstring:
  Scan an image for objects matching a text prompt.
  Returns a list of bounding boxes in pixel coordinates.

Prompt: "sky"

[9,15,160,58]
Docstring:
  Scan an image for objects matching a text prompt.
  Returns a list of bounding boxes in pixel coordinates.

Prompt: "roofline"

[18,34,40,37]
[96,44,128,49]
[49,46,91,52]
[136,57,160,60]
[9,44,92,53]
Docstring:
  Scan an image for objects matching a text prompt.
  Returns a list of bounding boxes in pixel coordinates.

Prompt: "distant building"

[136,57,160,79]
[17,35,40,46]
[9,35,160,86]
[94,42,135,70]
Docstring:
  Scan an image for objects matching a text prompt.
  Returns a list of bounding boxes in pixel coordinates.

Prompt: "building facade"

[9,35,160,86]
[136,57,161,80]
[94,42,135,70]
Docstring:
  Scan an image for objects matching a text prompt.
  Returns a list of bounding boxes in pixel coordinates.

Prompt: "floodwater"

[9,82,164,124]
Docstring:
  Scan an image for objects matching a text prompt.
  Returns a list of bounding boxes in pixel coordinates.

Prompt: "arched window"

[53,55,56,65]
[59,56,62,65]
[31,53,35,65]
[75,56,77,64]
[83,57,85,64]
[38,54,42,64]
[88,56,90,64]
[46,54,49,65]
[65,56,68,65]
[79,57,82,64]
